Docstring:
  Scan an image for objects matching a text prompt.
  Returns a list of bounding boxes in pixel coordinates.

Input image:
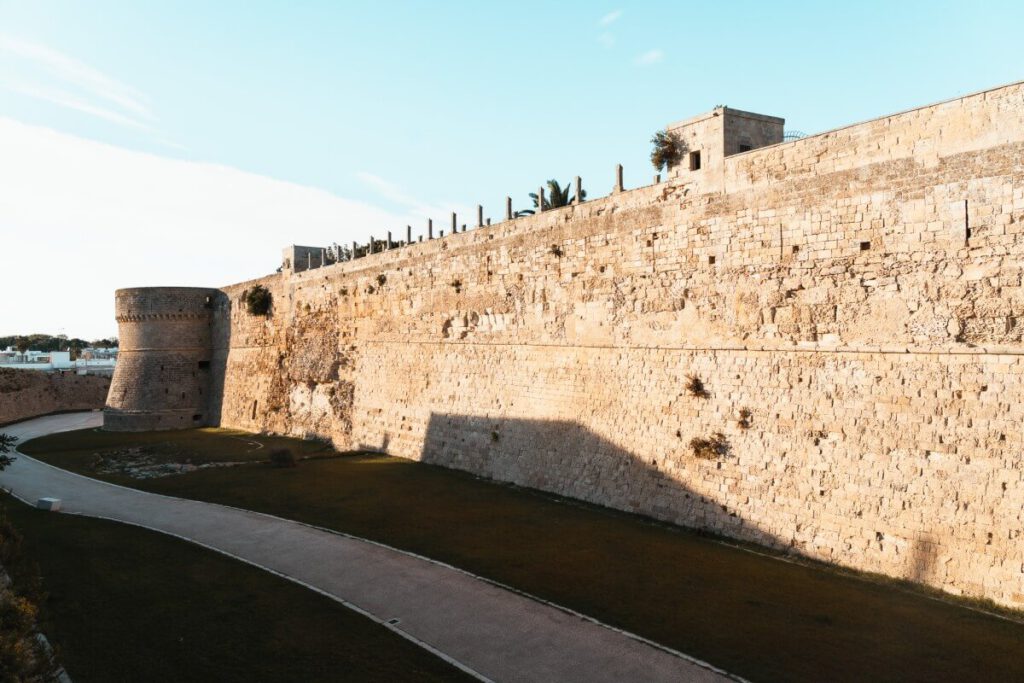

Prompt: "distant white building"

[0,346,114,375]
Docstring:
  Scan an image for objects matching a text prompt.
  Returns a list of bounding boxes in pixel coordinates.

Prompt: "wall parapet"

[284,81,1024,283]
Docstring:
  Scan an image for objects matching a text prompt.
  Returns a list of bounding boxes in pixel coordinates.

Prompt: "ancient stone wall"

[120,81,1024,607]
[0,368,110,427]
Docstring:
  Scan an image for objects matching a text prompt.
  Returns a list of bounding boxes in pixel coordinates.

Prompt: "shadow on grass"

[18,419,1024,683]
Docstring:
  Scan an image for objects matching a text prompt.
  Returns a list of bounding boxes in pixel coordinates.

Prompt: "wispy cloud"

[0,34,159,133]
[0,118,407,338]
[634,49,665,66]
[1,78,152,131]
[356,171,474,231]
[597,10,621,50]
[355,171,426,211]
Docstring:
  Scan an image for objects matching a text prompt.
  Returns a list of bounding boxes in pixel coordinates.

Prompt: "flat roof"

[667,106,784,130]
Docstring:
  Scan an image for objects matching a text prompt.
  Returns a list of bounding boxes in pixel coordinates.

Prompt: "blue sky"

[1,0,1022,338]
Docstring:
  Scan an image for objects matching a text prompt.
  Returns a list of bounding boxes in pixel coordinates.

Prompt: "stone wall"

[0,368,110,427]
[118,81,1024,607]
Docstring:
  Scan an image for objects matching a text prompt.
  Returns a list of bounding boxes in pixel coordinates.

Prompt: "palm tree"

[517,179,586,216]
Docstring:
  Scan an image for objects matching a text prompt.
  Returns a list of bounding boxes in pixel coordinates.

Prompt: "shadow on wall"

[416,413,957,592]
[417,412,781,549]
[206,290,233,426]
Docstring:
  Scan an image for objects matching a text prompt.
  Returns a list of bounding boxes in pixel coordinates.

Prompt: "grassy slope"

[21,428,1024,682]
[19,426,333,467]
[0,497,470,683]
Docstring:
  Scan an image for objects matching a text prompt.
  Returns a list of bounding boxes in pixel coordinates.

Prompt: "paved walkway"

[1,413,736,683]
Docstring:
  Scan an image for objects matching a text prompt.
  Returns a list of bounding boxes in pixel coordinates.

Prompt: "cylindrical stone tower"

[105,287,219,431]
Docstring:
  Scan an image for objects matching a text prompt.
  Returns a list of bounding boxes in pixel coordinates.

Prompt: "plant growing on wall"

[650,129,685,171]
[243,285,272,316]
[690,432,729,459]
[686,374,710,399]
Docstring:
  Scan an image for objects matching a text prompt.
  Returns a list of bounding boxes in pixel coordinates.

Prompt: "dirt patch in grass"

[0,495,470,683]
[21,429,1024,682]
[88,446,250,479]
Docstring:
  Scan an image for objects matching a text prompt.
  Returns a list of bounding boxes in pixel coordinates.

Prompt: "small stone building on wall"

[665,106,784,180]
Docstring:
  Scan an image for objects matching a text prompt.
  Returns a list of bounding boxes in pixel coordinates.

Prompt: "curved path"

[1,413,736,683]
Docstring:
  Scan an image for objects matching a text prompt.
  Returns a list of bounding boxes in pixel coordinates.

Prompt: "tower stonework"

[108,81,1024,609]
[105,287,219,431]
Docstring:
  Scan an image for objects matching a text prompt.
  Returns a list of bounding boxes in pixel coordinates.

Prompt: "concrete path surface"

[1,413,737,683]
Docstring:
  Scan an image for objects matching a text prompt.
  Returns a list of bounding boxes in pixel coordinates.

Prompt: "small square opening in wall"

[689,151,702,171]
[859,241,871,251]
[708,255,716,265]
[791,245,800,254]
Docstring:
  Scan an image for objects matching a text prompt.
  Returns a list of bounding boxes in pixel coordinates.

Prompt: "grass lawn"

[21,427,1024,682]
[19,426,333,468]
[0,495,471,683]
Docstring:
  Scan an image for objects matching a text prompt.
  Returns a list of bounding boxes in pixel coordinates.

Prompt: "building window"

[689,151,702,170]
[739,143,752,153]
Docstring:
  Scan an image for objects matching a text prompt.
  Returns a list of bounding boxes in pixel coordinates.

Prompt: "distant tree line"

[0,334,118,355]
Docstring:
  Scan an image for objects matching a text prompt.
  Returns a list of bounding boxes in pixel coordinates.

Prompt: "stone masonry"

[0,368,109,427]
[107,81,1024,608]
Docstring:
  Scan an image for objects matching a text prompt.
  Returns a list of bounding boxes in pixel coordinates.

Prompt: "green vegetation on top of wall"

[650,129,685,171]
[243,285,273,316]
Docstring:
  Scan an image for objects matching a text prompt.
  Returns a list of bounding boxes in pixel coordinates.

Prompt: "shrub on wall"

[243,285,272,316]
[690,433,729,459]
[686,374,710,399]
[650,129,685,171]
